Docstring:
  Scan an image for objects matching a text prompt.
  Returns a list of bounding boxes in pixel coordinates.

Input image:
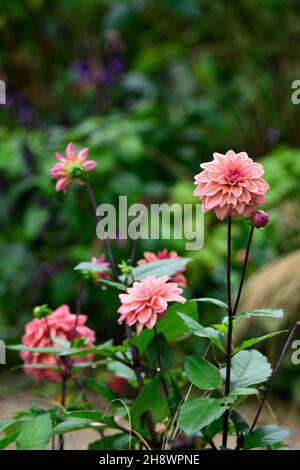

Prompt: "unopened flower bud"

[251,210,269,229]
[118,260,133,276]
[33,304,51,318]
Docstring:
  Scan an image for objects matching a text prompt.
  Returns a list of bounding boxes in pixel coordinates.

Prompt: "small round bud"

[33,304,51,318]
[68,163,87,179]
[251,210,269,229]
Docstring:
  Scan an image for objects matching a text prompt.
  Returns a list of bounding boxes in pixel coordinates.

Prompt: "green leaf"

[61,341,128,358]
[234,330,287,353]
[193,298,228,309]
[16,413,52,450]
[0,431,19,449]
[89,434,131,450]
[99,279,127,291]
[243,425,290,450]
[8,344,65,354]
[52,336,71,348]
[145,333,173,371]
[53,417,100,435]
[66,411,103,421]
[237,309,284,320]
[120,258,190,283]
[204,416,224,440]
[85,378,118,401]
[230,388,258,396]
[132,300,198,353]
[176,311,225,352]
[222,350,272,389]
[107,361,136,382]
[131,376,161,422]
[179,397,234,435]
[167,377,182,415]
[185,356,223,390]
[74,262,112,274]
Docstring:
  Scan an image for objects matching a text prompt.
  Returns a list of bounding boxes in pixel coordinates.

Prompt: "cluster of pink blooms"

[21,305,95,383]
[28,145,270,378]
[118,275,185,335]
[194,150,269,220]
[138,249,187,287]
[50,143,97,193]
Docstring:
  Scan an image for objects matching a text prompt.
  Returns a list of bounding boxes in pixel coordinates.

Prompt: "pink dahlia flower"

[90,255,111,283]
[194,150,269,220]
[118,275,185,335]
[21,304,95,383]
[50,143,97,193]
[138,249,187,288]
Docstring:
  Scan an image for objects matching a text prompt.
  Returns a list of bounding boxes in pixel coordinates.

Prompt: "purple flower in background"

[72,60,93,85]
[97,57,125,86]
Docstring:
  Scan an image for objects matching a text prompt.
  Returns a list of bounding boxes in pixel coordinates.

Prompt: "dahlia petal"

[137,307,153,324]
[66,142,76,160]
[55,177,71,192]
[146,313,158,330]
[84,160,97,171]
[78,148,89,162]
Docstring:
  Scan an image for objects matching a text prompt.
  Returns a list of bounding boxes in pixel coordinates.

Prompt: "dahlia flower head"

[21,304,95,383]
[118,275,185,335]
[90,255,111,282]
[138,249,187,288]
[50,143,97,193]
[194,150,269,220]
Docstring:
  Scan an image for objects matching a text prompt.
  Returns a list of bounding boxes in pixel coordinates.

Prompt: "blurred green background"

[1,0,300,411]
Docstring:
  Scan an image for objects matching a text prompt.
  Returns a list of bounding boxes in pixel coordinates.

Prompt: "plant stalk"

[154,326,174,418]
[222,216,232,448]
[85,179,118,280]
[126,324,158,446]
[250,321,300,431]
[59,374,67,450]
[233,225,254,315]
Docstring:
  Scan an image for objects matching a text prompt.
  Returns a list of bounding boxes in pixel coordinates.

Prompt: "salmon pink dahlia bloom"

[118,275,185,335]
[50,143,97,193]
[21,304,95,383]
[138,250,187,287]
[194,150,269,220]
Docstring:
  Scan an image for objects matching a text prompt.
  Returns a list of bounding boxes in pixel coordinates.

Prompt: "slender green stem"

[59,374,67,450]
[233,225,254,315]
[222,216,232,448]
[223,222,254,448]
[250,321,300,431]
[126,324,158,447]
[153,326,174,418]
[85,179,118,280]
